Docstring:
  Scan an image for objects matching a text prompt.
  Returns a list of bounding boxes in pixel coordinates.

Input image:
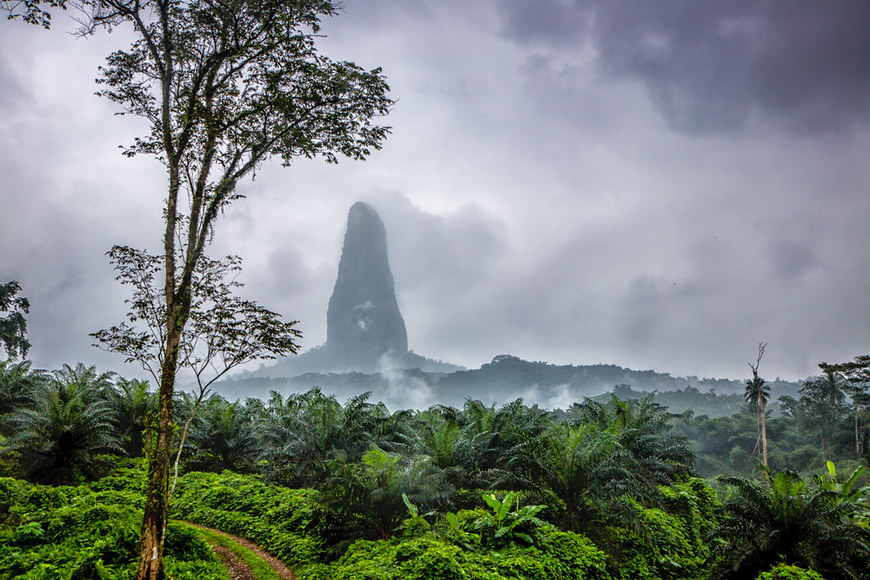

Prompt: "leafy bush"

[0,474,224,579]
[299,527,610,580]
[172,470,323,568]
[756,563,825,580]
[591,488,716,580]
[472,492,547,549]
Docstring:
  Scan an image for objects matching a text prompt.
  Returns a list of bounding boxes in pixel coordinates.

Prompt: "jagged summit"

[325,202,408,367]
[248,202,460,377]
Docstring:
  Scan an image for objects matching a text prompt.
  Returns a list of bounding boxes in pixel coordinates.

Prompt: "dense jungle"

[1,356,869,579]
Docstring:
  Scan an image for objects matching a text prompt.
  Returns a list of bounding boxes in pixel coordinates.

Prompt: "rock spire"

[324,201,408,369]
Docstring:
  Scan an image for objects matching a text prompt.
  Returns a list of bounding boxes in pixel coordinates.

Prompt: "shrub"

[0,473,223,579]
[757,563,825,580]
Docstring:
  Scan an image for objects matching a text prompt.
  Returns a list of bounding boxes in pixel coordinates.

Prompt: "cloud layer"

[1,1,869,386]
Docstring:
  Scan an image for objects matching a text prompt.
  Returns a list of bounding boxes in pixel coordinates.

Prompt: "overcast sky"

[2,0,869,382]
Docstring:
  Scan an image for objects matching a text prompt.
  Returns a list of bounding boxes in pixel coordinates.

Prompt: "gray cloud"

[498,0,870,135]
[2,1,869,387]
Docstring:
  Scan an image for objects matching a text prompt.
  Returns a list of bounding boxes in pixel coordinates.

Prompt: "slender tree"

[6,1,391,576]
[92,246,302,501]
[745,342,770,467]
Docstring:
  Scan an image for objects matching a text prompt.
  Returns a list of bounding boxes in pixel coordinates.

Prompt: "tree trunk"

[136,321,181,579]
[821,429,828,459]
[760,400,768,467]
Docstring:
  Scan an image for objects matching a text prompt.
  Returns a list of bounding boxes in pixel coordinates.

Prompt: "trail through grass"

[180,521,296,580]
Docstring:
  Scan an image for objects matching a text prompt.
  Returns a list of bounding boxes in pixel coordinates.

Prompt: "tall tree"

[799,370,848,458]
[820,356,870,458]
[0,281,30,360]
[745,342,770,467]
[91,246,302,500]
[7,1,392,577]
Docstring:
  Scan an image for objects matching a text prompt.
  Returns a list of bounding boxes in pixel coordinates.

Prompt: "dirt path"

[181,521,297,580]
[210,543,256,580]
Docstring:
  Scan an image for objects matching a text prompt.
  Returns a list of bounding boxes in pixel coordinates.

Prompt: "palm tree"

[0,359,46,432]
[745,342,771,466]
[514,395,693,531]
[712,467,870,580]
[452,398,549,487]
[257,388,385,488]
[2,364,124,483]
[320,443,449,541]
[510,421,622,531]
[820,356,870,458]
[571,395,694,499]
[608,395,694,502]
[185,396,258,473]
[106,377,155,457]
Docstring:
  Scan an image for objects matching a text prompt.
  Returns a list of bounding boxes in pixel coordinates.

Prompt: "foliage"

[257,389,394,488]
[816,460,870,524]
[820,355,870,458]
[6,355,870,578]
[92,246,302,391]
[471,492,548,549]
[756,563,825,580]
[1,364,124,484]
[397,493,433,538]
[171,470,324,569]
[302,526,610,580]
[712,466,870,580]
[319,443,450,543]
[508,395,693,535]
[0,473,226,579]
[0,360,45,432]
[0,281,30,360]
[183,396,259,474]
[796,371,849,458]
[107,378,156,458]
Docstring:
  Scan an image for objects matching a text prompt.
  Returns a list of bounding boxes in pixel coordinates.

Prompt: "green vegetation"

[0,465,227,579]
[1,355,869,578]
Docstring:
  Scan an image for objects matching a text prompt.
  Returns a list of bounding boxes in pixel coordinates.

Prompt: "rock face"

[242,201,461,377]
[324,202,408,369]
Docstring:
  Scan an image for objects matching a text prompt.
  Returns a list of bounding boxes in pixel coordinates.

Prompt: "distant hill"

[212,354,804,411]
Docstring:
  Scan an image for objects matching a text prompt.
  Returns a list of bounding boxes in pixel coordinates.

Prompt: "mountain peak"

[324,201,408,369]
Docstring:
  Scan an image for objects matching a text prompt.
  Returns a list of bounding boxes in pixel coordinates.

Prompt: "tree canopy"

[0,281,31,360]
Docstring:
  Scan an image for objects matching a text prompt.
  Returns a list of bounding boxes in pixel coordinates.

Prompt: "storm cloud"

[1,1,869,388]
[499,0,870,135]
